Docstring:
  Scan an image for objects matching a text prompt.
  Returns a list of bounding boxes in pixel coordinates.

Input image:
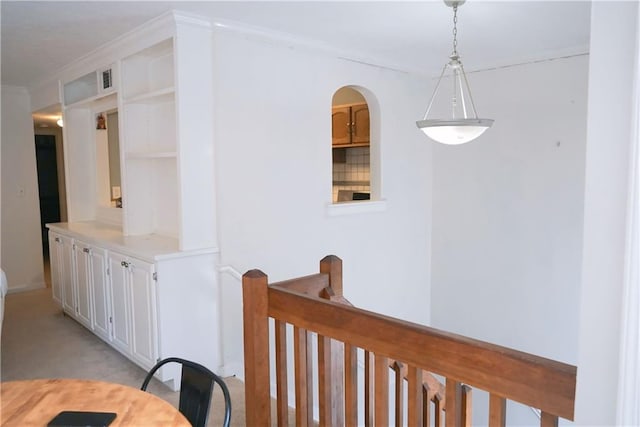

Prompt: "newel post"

[320,255,343,297]
[242,269,271,426]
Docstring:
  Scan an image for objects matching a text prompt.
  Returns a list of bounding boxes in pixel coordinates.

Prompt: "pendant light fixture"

[416,0,493,145]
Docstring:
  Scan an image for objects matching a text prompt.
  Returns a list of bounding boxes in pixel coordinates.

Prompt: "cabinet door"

[60,235,76,315]
[129,259,158,369]
[332,106,352,145]
[91,247,110,341]
[48,232,64,305]
[108,252,131,354]
[351,104,370,144]
[73,241,93,328]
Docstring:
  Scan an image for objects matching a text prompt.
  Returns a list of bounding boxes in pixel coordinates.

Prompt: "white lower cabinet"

[48,231,70,306]
[60,237,76,315]
[73,241,94,329]
[108,253,132,355]
[108,251,158,369]
[46,223,221,390]
[88,245,110,341]
[50,234,96,330]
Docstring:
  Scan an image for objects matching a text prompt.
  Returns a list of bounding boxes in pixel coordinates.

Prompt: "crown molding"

[210,17,421,75]
[2,85,30,95]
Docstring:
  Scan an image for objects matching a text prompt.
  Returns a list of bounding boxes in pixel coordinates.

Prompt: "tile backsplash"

[332,147,370,202]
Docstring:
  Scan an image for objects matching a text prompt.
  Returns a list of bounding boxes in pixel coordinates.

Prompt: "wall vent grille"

[102,69,113,90]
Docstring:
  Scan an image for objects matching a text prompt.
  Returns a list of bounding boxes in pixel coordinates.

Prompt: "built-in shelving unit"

[50,11,221,385]
[120,38,179,240]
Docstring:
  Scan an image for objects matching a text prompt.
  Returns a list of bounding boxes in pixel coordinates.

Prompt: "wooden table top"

[1,378,190,426]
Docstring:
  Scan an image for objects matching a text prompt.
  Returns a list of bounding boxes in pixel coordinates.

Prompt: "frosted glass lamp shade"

[416,118,494,145]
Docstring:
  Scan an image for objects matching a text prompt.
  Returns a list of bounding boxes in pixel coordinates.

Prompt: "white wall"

[1,86,45,292]
[430,54,588,424]
[576,2,639,425]
[211,31,434,368]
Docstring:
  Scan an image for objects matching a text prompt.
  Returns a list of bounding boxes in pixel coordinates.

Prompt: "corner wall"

[430,54,589,424]
[1,86,45,292]
[576,2,639,424]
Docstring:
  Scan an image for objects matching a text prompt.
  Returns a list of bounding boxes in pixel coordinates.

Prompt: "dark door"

[35,135,61,254]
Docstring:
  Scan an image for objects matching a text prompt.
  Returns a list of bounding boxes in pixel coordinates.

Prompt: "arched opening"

[331,87,371,203]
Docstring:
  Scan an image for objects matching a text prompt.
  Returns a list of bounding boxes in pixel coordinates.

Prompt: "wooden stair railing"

[243,255,577,427]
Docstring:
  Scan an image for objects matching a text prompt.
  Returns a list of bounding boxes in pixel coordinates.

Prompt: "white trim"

[1,85,29,95]
[219,361,243,379]
[218,265,243,282]
[6,283,47,294]
[616,4,640,424]
[211,17,589,77]
[326,200,387,217]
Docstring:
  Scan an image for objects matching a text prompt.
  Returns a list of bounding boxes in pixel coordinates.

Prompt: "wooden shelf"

[332,142,369,149]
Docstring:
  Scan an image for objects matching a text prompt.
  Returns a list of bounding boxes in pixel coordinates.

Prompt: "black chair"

[141,357,231,427]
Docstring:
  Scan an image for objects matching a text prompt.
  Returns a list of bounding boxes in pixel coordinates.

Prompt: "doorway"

[33,105,67,288]
[35,134,61,255]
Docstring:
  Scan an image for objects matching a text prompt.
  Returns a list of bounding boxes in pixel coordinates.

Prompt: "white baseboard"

[6,282,46,294]
[219,361,243,379]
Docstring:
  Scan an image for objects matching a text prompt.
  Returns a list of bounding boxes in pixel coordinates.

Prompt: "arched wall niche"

[330,85,380,203]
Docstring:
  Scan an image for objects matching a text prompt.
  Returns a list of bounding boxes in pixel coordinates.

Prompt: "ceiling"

[1,1,591,126]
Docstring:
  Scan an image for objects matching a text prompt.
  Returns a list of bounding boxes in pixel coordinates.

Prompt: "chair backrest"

[141,357,231,427]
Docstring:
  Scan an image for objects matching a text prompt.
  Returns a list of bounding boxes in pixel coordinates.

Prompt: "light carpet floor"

[0,287,247,426]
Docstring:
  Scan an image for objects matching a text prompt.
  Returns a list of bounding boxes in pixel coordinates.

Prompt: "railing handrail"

[266,284,576,421]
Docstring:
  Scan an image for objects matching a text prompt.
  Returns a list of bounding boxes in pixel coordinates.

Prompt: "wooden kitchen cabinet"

[331,102,370,147]
[350,103,370,144]
[331,106,351,145]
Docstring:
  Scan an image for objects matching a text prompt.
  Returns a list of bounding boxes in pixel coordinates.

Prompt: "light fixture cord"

[451,4,459,118]
[452,4,458,56]
[421,0,484,122]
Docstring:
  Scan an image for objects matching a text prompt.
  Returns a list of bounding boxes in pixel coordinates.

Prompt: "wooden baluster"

[541,412,559,427]
[275,320,288,427]
[434,391,444,427]
[423,385,432,427]
[242,270,271,426]
[294,326,313,427]
[461,385,472,427]
[445,379,462,427]
[392,361,404,426]
[344,343,358,426]
[318,333,332,427]
[375,354,389,427]
[319,286,345,426]
[331,340,345,426]
[488,394,506,427]
[365,350,374,427]
[407,365,423,426]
